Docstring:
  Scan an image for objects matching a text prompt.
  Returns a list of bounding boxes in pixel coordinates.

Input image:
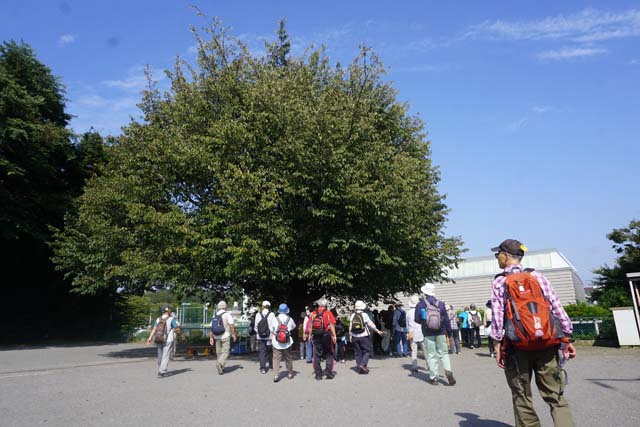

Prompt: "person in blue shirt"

[458,307,471,349]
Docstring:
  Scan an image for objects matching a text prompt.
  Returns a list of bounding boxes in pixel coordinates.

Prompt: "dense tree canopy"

[52,20,462,310]
[1,41,111,342]
[590,219,640,308]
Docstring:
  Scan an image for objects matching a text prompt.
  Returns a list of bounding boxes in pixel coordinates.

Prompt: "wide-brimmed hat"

[421,283,436,296]
[278,303,289,314]
[355,300,366,310]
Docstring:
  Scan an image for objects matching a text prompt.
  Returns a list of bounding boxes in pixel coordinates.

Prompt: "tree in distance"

[52,18,463,312]
[590,219,640,308]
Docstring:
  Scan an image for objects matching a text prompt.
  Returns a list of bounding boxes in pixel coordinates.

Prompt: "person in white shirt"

[271,303,296,382]
[349,300,383,374]
[209,301,236,375]
[254,300,274,374]
[406,295,427,373]
[147,305,180,377]
[484,299,494,357]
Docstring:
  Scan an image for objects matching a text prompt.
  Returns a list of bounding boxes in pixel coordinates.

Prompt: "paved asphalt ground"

[0,343,638,427]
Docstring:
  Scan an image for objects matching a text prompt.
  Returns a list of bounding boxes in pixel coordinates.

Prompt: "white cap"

[317,298,328,307]
[217,301,227,309]
[262,300,271,307]
[421,283,436,296]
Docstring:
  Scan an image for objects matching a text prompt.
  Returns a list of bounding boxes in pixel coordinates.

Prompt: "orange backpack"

[499,269,565,350]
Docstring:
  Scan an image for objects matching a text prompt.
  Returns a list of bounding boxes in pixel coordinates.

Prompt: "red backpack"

[275,316,291,343]
[499,269,565,350]
[311,309,327,336]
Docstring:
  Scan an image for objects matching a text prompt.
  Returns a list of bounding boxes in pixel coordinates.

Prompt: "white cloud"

[468,9,640,43]
[537,47,607,60]
[507,116,528,132]
[630,58,640,64]
[532,105,554,113]
[102,66,166,91]
[58,34,76,46]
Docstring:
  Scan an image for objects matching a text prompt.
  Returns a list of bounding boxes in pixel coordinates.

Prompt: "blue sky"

[2,1,639,285]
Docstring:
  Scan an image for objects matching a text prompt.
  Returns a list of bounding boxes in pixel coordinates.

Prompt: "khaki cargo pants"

[505,347,573,427]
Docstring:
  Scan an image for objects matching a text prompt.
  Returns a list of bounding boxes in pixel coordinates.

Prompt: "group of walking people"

[148,238,578,426]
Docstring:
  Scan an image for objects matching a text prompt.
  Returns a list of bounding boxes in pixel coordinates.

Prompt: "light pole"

[203,303,210,333]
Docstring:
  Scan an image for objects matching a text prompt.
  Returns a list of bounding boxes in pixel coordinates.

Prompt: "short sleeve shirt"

[211,310,235,339]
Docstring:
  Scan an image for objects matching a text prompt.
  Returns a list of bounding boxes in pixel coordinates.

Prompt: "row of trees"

[1,19,636,342]
[1,41,112,341]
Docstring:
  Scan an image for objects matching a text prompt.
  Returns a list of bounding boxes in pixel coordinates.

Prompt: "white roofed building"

[384,249,586,311]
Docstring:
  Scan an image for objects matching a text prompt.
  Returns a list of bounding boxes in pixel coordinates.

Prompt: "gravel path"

[1,344,638,426]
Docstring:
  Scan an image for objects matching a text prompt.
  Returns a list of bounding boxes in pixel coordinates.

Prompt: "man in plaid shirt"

[490,239,576,427]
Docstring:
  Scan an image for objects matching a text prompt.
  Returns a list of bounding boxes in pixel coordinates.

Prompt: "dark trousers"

[470,326,481,348]
[462,328,470,347]
[312,333,334,376]
[353,336,372,367]
[258,339,273,370]
[449,330,461,353]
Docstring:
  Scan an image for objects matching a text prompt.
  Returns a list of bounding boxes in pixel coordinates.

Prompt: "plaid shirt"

[490,264,573,342]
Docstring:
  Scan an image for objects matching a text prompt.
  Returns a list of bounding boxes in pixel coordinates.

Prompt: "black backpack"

[335,321,346,337]
[211,313,226,336]
[257,312,272,338]
[351,313,366,334]
[398,310,407,328]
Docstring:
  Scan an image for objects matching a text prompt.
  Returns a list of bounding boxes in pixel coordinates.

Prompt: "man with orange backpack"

[491,239,576,427]
[310,298,337,380]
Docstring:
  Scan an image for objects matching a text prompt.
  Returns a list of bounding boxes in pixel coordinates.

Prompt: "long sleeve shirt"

[490,264,573,342]
[393,308,407,333]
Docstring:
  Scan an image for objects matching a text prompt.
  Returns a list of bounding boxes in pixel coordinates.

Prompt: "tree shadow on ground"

[1,342,117,351]
[454,412,512,427]
[100,347,157,359]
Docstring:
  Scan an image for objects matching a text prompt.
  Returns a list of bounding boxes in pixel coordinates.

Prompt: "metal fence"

[571,317,610,339]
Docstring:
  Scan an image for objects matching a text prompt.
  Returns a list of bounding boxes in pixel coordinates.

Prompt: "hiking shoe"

[217,365,224,375]
[445,370,456,386]
[325,372,335,379]
[260,369,267,374]
[315,375,323,380]
[361,366,369,374]
[427,377,439,386]
[273,376,280,383]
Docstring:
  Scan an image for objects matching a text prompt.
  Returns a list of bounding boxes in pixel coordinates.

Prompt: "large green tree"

[52,20,462,313]
[590,219,640,308]
[1,41,110,342]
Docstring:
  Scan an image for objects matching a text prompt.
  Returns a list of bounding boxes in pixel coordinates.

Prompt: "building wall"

[383,268,582,312]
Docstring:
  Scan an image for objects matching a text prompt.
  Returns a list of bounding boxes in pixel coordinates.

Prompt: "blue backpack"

[211,313,226,335]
